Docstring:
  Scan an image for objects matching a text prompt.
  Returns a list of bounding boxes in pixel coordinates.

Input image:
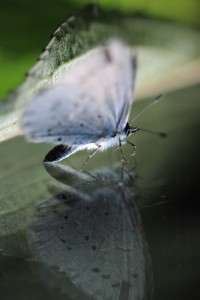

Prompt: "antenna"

[130,94,164,124]
[130,94,167,138]
[138,128,167,138]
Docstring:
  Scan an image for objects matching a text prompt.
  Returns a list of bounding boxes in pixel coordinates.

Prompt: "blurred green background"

[1,0,200,98]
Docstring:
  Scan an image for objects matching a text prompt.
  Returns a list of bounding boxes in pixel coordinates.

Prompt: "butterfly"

[21,40,139,163]
[29,163,152,300]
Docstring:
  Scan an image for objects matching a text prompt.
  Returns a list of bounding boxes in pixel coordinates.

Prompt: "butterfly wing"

[22,40,136,146]
[29,177,151,300]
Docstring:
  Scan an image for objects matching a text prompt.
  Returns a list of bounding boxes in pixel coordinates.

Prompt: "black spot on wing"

[43,144,71,162]
[112,282,120,288]
[104,48,112,62]
[91,267,101,273]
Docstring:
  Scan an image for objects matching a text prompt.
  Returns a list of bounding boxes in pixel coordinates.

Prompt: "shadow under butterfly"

[29,163,153,300]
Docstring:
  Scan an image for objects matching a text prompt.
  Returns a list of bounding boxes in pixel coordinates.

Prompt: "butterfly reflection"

[29,164,152,300]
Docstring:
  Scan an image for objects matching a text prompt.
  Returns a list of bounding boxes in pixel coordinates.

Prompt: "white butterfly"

[21,40,139,163]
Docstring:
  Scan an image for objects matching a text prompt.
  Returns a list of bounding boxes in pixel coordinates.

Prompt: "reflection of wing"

[29,166,152,300]
[22,40,136,145]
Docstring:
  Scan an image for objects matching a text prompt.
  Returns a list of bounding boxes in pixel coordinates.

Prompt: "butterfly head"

[123,123,140,137]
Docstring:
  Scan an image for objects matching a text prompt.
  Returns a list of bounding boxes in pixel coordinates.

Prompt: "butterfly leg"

[127,140,136,157]
[81,145,101,170]
[118,138,129,163]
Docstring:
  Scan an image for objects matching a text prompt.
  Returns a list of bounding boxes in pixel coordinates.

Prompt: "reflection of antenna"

[130,94,164,124]
[130,94,167,138]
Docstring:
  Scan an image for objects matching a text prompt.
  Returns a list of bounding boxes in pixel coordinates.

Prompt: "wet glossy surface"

[0,86,199,299]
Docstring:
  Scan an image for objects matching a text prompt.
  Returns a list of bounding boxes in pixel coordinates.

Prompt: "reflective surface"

[29,164,152,300]
[0,87,199,299]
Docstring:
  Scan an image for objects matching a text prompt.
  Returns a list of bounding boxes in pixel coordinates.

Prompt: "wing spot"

[104,48,112,62]
[57,137,62,141]
[105,212,109,216]
[112,282,120,288]
[61,226,64,229]
[91,267,101,273]
[91,245,97,251]
[98,115,102,119]
[80,123,84,127]
[85,235,90,241]
[64,215,68,220]
[60,238,66,243]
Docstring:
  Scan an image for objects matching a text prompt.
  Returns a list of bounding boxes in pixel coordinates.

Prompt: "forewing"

[61,39,136,132]
[22,85,115,145]
[22,40,136,145]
